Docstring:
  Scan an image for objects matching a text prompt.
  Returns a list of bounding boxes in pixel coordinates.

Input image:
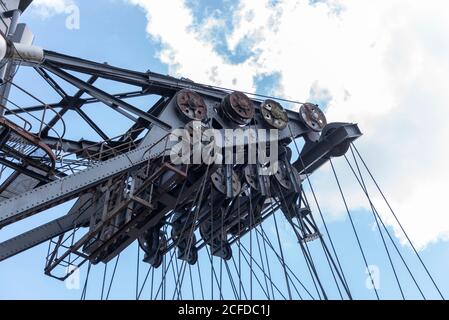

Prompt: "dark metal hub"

[172,218,198,265]
[261,99,289,129]
[221,92,255,125]
[199,207,233,261]
[300,103,327,132]
[139,228,167,268]
[211,167,241,196]
[176,89,208,121]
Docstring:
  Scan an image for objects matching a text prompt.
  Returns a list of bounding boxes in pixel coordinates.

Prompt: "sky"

[0,0,448,300]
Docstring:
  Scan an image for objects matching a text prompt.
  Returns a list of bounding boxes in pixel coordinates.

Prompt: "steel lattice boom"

[0,0,444,301]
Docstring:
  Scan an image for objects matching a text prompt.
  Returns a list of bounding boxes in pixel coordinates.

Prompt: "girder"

[0,194,93,262]
[0,0,443,302]
[0,16,362,277]
[0,127,169,229]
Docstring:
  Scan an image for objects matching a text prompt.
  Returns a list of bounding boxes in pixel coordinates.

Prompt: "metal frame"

[0,1,362,288]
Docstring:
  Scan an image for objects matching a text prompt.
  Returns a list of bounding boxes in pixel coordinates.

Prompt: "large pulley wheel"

[176,89,208,121]
[211,167,241,196]
[139,229,167,268]
[244,165,269,191]
[300,103,327,132]
[211,243,232,261]
[221,92,255,125]
[200,214,233,261]
[261,99,289,129]
[178,246,198,265]
[171,210,195,240]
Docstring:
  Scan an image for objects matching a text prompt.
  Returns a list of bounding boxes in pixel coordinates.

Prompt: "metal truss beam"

[4,90,154,115]
[40,75,98,137]
[0,157,51,182]
[0,34,364,272]
[43,64,172,131]
[33,67,68,98]
[74,107,109,141]
[43,50,150,87]
[42,51,246,99]
[0,194,93,262]
[294,123,362,175]
[0,124,170,228]
[119,96,169,142]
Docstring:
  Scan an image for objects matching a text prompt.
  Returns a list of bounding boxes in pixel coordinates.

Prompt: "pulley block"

[211,167,241,196]
[221,92,255,125]
[273,160,293,190]
[260,99,289,129]
[139,228,167,268]
[300,103,327,132]
[176,89,208,121]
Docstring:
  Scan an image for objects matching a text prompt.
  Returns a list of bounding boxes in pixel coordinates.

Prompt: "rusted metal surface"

[221,91,255,125]
[300,103,327,132]
[0,115,56,172]
[176,89,207,121]
[261,99,289,129]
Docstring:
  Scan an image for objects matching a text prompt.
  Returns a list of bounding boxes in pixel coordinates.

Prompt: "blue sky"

[0,0,448,300]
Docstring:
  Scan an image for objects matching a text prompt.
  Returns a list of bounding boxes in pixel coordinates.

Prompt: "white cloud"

[31,0,75,18]
[127,0,449,249]
[127,0,259,91]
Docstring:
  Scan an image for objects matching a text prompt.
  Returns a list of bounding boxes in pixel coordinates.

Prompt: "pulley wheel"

[321,123,350,157]
[273,160,292,190]
[221,92,255,125]
[176,89,207,121]
[261,99,289,129]
[211,167,241,196]
[300,103,327,132]
[244,165,259,191]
